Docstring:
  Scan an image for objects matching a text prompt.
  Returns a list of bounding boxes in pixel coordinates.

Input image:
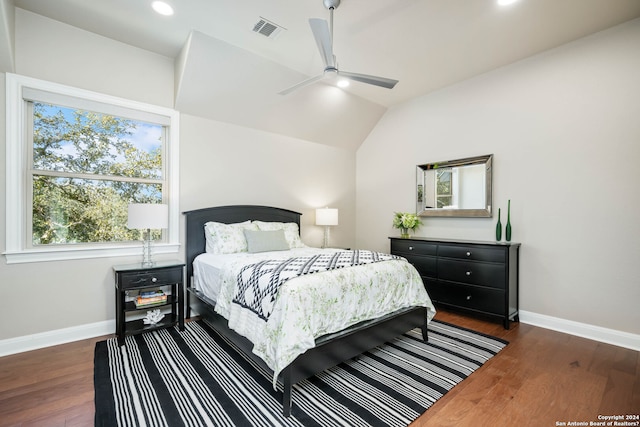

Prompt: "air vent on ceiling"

[252,17,286,39]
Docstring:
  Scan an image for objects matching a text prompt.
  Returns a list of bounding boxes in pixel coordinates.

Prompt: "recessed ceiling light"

[497,0,519,5]
[152,1,174,16]
[337,79,350,88]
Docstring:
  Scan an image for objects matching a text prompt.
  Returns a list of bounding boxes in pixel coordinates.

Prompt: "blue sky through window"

[34,103,163,178]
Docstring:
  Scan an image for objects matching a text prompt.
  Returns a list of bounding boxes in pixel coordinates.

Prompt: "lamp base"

[141,228,154,267]
[322,226,330,249]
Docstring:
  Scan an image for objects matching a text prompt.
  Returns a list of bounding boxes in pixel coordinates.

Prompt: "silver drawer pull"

[466,295,472,300]
[151,277,158,283]
[408,246,414,250]
[466,251,471,257]
[466,271,472,276]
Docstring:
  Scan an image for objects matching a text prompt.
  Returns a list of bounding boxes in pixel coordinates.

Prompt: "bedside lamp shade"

[315,208,338,226]
[128,203,168,230]
[128,203,168,266]
[316,208,338,248]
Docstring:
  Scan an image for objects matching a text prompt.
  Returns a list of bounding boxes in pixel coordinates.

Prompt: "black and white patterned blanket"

[232,250,401,320]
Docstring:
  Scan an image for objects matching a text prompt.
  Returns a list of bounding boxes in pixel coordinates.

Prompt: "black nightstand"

[114,260,185,345]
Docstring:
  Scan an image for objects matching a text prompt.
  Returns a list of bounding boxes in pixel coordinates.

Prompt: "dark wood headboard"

[182,205,302,286]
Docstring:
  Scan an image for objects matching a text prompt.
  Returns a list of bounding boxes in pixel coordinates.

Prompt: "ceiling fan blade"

[309,18,335,68]
[278,74,325,95]
[338,71,398,89]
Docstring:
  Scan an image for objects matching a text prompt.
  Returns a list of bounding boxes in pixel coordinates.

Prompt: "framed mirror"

[416,154,493,217]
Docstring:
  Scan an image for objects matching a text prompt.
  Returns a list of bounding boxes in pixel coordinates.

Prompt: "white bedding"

[193,247,436,386]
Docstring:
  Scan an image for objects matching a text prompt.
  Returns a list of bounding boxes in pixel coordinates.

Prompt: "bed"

[183,205,435,416]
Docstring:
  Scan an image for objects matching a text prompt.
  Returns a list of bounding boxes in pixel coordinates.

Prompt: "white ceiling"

[9,0,640,149]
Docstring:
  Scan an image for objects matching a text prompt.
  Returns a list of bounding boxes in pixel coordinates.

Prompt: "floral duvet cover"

[195,247,436,386]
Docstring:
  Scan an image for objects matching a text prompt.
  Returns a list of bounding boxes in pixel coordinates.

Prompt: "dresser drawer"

[119,267,183,289]
[391,239,437,256]
[406,255,437,278]
[427,281,504,316]
[438,244,505,263]
[438,258,505,289]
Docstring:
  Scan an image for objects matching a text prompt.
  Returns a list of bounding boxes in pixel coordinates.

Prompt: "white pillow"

[244,229,290,253]
[252,221,305,248]
[204,220,258,254]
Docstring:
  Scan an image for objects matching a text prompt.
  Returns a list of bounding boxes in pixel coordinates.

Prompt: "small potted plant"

[393,212,422,238]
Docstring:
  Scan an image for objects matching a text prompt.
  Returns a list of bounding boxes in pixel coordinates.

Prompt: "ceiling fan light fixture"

[497,0,520,6]
[337,79,349,88]
[151,1,174,16]
[278,0,398,95]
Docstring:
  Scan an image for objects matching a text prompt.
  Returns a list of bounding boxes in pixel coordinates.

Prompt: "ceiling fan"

[279,0,398,95]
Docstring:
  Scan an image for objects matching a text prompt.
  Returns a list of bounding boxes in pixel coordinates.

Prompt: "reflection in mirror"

[417,154,493,217]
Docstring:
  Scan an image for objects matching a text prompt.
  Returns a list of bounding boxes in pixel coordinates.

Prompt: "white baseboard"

[1,312,638,357]
[519,310,640,352]
[0,319,115,357]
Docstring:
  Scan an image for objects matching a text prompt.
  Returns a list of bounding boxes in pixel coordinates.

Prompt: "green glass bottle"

[495,208,502,241]
[506,200,512,242]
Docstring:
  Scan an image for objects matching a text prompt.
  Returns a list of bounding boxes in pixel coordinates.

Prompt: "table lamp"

[127,203,168,267]
[316,207,338,248]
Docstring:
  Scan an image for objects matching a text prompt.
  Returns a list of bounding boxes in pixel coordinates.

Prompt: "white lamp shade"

[127,203,168,229]
[316,208,338,226]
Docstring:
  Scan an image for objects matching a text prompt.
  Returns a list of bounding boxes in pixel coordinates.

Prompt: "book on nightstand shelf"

[135,290,167,308]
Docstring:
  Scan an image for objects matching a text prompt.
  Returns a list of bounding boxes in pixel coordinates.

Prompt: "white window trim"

[4,73,180,264]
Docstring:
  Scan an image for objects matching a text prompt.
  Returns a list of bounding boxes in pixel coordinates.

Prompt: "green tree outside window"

[31,103,164,245]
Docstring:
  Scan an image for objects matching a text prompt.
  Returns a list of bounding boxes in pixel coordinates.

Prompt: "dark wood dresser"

[390,237,520,329]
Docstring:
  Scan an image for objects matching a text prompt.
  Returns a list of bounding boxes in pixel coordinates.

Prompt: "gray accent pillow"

[243,229,290,253]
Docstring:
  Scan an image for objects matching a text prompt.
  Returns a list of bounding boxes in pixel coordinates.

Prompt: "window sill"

[3,243,181,264]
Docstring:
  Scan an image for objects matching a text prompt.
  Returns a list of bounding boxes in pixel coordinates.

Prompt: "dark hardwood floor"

[0,310,638,426]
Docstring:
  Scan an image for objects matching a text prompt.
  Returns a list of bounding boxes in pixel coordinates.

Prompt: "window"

[5,73,180,263]
[435,169,453,208]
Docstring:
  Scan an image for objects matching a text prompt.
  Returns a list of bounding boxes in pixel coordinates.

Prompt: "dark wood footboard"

[189,288,428,416]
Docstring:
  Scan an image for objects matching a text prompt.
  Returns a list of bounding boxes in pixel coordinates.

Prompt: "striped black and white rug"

[94,320,507,427]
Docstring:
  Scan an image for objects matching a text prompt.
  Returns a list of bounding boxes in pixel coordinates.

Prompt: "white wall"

[0,9,355,345]
[3,7,637,351]
[0,10,175,343]
[178,114,355,249]
[356,19,640,335]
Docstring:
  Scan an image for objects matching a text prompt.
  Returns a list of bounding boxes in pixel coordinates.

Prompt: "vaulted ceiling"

[6,0,640,149]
